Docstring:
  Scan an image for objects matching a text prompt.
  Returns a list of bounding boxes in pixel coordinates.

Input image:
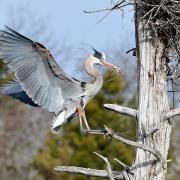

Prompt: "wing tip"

[2,25,32,42]
[4,25,11,30]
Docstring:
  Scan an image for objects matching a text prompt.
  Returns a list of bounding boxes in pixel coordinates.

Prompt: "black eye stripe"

[94,51,103,59]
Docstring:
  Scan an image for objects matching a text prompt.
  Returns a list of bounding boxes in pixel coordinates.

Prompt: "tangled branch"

[136,0,180,79]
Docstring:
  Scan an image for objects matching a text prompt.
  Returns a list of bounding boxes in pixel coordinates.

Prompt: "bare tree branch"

[54,166,124,179]
[104,126,162,161]
[104,104,137,117]
[114,158,132,173]
[114,158,134,180]
[166,108,180,119]
[94,152,114,180]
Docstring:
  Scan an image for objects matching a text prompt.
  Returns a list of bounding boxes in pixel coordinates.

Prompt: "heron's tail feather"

[51,111,66,134]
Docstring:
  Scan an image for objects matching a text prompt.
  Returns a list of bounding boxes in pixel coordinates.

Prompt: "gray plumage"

[0,81,38,107]
[0,26,82,113]
[0,26,120,133]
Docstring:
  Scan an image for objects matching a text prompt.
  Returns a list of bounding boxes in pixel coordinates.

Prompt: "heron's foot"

[80,129,106,135]
[77,105,105,135]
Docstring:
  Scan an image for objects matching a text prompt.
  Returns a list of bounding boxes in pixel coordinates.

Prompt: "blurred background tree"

[0,57,51,180]
[32,70,137,180]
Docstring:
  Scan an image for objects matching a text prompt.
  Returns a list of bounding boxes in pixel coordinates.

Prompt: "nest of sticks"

[109,0,180,58]
[137,0,180,58]
[134,0,180,103]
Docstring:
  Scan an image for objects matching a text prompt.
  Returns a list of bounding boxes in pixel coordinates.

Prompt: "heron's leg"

[81,110,90,130]
[77,106,105,135]
[77,106,90,131]
[79,113,83,132]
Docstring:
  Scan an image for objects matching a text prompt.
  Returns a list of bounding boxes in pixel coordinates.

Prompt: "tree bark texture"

[134,11,172,180]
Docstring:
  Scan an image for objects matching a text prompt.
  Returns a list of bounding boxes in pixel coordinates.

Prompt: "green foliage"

[32,71,137,180]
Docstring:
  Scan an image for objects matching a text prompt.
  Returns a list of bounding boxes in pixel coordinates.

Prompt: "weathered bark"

[134,11,172,180]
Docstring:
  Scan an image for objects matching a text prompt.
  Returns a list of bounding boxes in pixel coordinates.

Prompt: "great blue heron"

[0,26,120,133]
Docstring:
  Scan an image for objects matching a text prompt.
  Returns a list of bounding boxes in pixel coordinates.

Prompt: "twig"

[83,0,128,14]
[151,0,166,19]
[83,0,132,24]
[114,158,133,174]
[83,8,112,14]
[104,104,137,117]
[94,152,114,180]
[126,48,136,56]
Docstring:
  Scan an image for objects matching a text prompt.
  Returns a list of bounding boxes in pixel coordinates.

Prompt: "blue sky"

[0,0,135,75]
[0,0,134,47]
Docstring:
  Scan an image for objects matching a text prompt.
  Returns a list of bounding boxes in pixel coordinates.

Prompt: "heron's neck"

[85,56,102,80]
[85,56,103,96]
[84,56,103,94]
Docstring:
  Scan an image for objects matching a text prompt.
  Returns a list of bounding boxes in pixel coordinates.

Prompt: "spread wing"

[0,81,39,107]
[0,26,82,114]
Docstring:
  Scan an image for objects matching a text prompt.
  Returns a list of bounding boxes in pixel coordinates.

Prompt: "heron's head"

[93,48,121,73]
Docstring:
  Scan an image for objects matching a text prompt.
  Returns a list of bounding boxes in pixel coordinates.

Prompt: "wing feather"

[0,81,39,107]
[0,26,81,114]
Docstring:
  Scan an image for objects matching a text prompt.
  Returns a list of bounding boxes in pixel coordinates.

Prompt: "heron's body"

[0,26,120,133]
[52,55,104,132]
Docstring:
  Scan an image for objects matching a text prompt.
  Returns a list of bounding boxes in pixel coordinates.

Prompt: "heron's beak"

[102,60,121,73]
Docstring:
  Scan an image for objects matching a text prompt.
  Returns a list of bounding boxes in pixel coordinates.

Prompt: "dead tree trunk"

[134,14,172,180]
